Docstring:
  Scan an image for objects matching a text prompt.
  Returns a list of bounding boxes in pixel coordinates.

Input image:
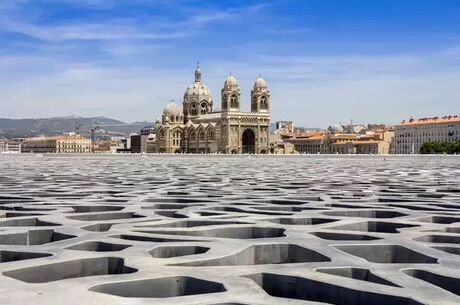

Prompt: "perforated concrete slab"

[0,154,459,305]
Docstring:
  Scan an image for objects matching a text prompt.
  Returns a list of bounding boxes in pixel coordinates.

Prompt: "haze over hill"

[0,116,153,138]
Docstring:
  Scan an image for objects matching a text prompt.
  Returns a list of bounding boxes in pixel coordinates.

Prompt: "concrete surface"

[0,154,459,305]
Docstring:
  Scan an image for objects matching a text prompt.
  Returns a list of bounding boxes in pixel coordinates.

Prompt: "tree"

[420,141,460,154]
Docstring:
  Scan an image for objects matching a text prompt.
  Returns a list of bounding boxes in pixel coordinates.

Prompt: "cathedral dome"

[224,74,238,87]
[163,102,182,116]
[253,77,267,89]
[185,82,212,97]
[184,63,212,98]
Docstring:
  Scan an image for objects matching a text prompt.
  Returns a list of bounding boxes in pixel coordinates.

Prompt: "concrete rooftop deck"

[0,154,459,305]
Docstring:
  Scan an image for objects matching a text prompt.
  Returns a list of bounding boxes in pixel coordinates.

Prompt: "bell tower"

[221,74,241,112]
[251,76,270,113]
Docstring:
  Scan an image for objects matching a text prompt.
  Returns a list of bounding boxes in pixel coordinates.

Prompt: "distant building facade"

[0,139,6,152]
[140,126,155,153]
[394,116,460,154]
[274,121,294,135]
[130,134,141,153]
[282,128,394,154]
[21,135,91,153]
[6,140,22,153]
[0,139,22,153]
[92,140,121,153]
[155,64,270,154]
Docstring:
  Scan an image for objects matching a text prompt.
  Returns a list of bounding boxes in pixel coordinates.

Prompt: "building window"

[260,96,268,109]
[199,131,205,141]
[190,103,198,116]
[230,94,238,108]
[200,102,207,115]
[190,131,196,141]
[208,130,214,141]
[173,131,182,146]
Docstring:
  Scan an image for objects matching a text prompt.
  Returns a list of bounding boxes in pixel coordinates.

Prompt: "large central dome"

[183,63,213,119]
[184,63,212,98]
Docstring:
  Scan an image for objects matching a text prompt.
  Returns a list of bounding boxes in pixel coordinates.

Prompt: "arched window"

[199,131,205,141]
[208,130,214,141]
[230,94,238,108]
[190,103,198,116]
[261,96,268,109]
[173,131,182,146]
[190,131,196,141]
[200,103,207,115]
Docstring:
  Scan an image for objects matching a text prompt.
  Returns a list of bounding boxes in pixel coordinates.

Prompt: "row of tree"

[420,141,460,154]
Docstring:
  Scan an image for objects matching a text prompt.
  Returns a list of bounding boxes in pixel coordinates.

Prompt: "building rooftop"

[399,115,460,126]
[24,135,90,142]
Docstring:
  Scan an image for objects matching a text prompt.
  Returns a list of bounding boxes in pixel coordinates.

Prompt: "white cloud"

[1,47,459,126]
[0,1,458,126]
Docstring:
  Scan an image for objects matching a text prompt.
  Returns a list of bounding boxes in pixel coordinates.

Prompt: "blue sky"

[0,0,459,127]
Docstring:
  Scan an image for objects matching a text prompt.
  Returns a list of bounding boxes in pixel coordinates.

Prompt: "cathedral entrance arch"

[242,129,256,154]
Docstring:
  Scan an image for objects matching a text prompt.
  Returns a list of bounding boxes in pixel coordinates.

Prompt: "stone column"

[257,118,261,154]
[238,117,242,154]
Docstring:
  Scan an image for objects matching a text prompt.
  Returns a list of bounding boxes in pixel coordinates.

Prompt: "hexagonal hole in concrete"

[175,244,330,267]
[311,232,381,241]
[329,221,418,233]
[150,245,210,258]
[1,212,44,218]
[0,217,61,227]
[89,276,226,298]
[67,212,144,221]
[256,199,308,205]
[4,257,137,283]
[0,250,52,263]
[323,210,406,219]
[155,210,189,218]
[81,223,113,232]
[432,246,460,255]
[414,234,460,244]
[316,267,400,287]
[335,244,438,264]
[415,216,460,224]
[267,217,338,225]
[402,269,460,296]
[134,226,286,239]
[137,220,250,228]
[69,205,125,213]
[66,241,131,252]
[0,229,76,245]
[112,234,206,243]
[244,273,423,305]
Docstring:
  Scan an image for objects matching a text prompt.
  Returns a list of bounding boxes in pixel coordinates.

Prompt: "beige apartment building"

[22,135,91,153]
[394,116,460,154]
[282,129,394,154]
[329,130,394,154]
[282,132,328,154]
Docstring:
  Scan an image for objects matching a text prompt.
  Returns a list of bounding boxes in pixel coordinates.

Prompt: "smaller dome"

[254,77,267,89]
[224,74,238,87]
[163,102,183,116]
[328,124,344,134]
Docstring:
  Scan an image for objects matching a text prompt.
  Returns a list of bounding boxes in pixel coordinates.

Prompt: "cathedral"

[155,64,271,154]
